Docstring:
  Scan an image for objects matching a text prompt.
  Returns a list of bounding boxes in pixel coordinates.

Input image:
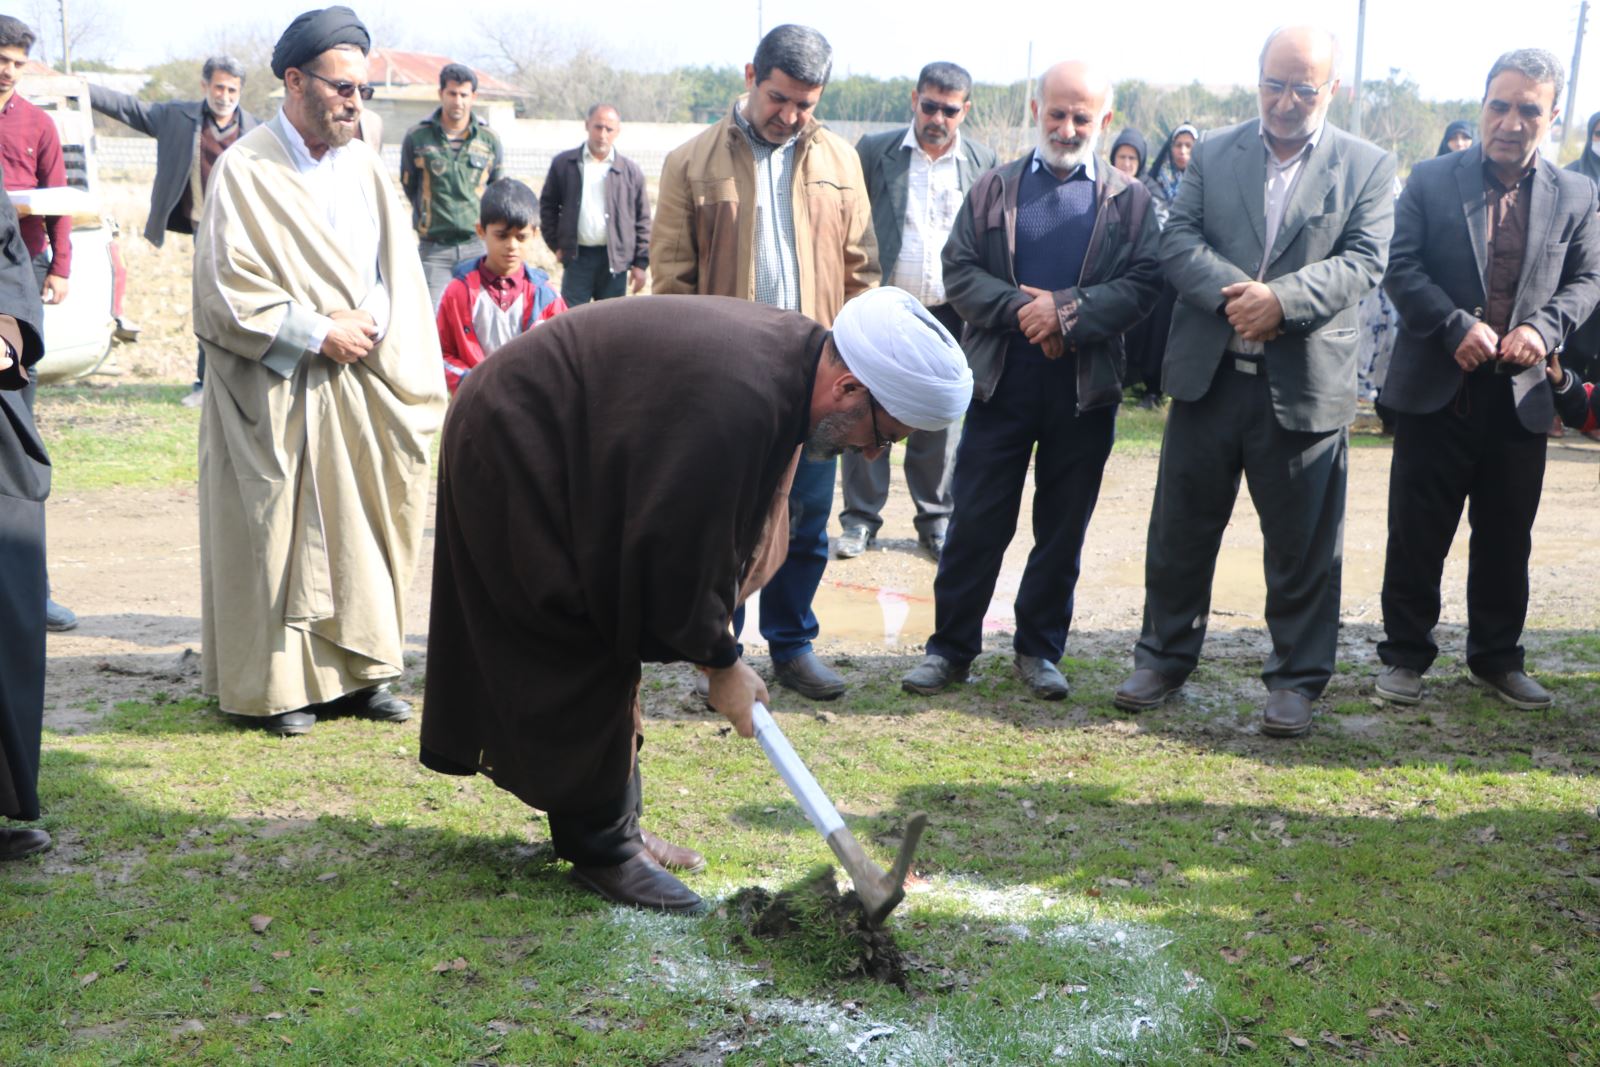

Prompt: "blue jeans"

[734,454,836,664]
[561,246,627,306]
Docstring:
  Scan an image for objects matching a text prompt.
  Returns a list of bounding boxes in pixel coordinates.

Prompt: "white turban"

[832,287,973,431]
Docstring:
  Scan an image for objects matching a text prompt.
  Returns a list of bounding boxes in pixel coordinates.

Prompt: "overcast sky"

[9,0,1597,119]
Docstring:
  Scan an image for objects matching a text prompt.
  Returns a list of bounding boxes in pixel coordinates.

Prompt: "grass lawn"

[8,382,1596,1063]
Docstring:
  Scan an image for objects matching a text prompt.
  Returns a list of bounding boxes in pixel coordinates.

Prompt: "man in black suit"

[1375,48,1600,710]
[1114,25,1396,737]
[837,62,996,561]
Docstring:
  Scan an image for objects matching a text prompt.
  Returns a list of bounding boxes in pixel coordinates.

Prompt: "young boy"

[437,178,565,394]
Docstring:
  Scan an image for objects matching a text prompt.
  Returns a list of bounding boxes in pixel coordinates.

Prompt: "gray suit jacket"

[89,85,261,247]
[1381,145,1600,432]
[856,127,996,281]
[1161,119,1396,432]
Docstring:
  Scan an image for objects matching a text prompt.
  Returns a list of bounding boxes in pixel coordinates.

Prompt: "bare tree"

[26,0,123,67]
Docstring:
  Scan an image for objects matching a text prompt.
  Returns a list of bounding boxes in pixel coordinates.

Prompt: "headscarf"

[1435,119,1476,158]
[1146,122,1198,202]
[1109,128,1149,178]
[1566,111,1600,185]
[270,6,371,79]
[831,287,973,431]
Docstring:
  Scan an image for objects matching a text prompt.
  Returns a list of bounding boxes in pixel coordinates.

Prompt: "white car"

[9,71,133,383]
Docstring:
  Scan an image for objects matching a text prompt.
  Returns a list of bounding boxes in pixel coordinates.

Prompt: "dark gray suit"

[1377,146,1600,676]
[1135,119,1396,698]
[89,86,261,247]
[838,128,996,542]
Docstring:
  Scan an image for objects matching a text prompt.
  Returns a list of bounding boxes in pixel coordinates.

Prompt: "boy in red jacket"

[438,179,565,394]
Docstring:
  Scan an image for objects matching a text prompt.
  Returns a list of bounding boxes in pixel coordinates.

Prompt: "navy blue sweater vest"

[1010,162,1098,363]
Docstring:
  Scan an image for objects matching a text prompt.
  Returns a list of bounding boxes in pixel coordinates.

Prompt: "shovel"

[751,701,927,926]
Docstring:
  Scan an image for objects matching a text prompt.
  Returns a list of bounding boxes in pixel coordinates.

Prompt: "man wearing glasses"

[1115,25,1396,738]
[901,60,1162,700]
[190,6,447,736]
[839,62,995,563]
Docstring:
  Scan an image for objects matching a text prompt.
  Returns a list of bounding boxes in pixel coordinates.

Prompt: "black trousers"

[925,352,1115,665]
[1378,371,1546,676]
[560,245,627,306]
[546,760,644,867]
[1134,359,1348,697]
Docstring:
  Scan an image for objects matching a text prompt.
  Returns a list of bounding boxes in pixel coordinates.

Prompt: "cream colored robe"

[193,118,446,716]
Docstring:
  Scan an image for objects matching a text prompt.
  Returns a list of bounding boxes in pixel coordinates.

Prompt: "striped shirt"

[732,105,801,311]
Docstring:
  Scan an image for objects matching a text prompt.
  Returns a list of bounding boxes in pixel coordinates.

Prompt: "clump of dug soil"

[726,866,908,988]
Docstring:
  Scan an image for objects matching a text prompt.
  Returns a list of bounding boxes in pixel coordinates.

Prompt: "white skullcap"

[831,287,973,431]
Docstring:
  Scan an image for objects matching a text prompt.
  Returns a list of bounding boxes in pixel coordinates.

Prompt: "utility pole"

[756,0,763,44]
[1564,0,1589,157]
[59,0,72,74]
[1352,0,1367,138]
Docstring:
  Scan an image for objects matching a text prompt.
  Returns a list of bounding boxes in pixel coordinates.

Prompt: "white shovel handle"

[750,702,846,837]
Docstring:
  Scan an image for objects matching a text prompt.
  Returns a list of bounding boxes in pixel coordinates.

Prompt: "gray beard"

[1037,129,1100,172]
[804,407,863,461]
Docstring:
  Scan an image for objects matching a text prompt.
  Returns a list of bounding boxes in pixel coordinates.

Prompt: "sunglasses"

[919,99,964,119]
[303,69,376,101]
[1258,78,1331,103]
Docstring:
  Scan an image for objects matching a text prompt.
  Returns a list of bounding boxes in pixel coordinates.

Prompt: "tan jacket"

[651,100,879,327]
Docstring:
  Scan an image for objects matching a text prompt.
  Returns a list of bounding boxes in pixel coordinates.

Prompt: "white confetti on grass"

[602,874,1211,1066]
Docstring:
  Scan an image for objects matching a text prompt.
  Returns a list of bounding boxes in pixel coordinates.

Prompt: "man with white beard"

[92,56,262,400]
[900,60,1162,700]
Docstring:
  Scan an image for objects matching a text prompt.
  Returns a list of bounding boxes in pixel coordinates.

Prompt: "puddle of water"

[737,582,1017,648]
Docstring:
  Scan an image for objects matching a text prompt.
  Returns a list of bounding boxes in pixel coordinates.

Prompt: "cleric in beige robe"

[192,7,446,735]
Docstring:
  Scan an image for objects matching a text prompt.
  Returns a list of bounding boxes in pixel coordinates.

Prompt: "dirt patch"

[726,867,908,988]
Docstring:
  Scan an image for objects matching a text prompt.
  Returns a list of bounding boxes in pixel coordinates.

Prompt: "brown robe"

[420,295,825,815]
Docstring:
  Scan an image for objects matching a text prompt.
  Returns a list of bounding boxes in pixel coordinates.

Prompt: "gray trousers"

[419,238,486,309]
[1133,359,1347,698]
[838,427,958,537]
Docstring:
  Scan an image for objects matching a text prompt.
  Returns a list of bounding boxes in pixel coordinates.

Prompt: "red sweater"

[0,94,70,277]
[436,259,565,394]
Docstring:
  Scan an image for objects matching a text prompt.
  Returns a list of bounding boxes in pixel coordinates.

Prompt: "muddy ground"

[40,179,1600,729]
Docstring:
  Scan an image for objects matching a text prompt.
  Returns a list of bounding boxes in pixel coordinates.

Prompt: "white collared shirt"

[890,127,965,306]
[1232,121,1324,355]
[272,111,389,355]
[577,144,613,248]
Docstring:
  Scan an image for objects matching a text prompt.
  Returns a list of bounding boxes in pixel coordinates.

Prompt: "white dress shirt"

[577,145,613,248]
[1231,122,1323,356]
[890,127,964,307]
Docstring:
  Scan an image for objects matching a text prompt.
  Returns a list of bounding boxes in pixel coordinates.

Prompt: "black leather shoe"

[1113,668,1184,712]
[1374,665,1423,705]
[917,529,946,560]
[1015,654,1069,700]
[46,599,77,632]
[834,525,876,559]
[901,653,969,695]
[1261,690,1313,738]
[0,827,52,860]
[640,828,706,873]
[258,710,316,736]
[342,686,413,722]
[570,850,706,914]
[1471,669,1553,710]
[773,652,847,700]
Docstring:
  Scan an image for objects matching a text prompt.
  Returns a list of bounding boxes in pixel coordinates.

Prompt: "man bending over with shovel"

[420,288,972,914]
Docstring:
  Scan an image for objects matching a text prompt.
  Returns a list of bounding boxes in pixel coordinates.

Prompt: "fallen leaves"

[248,914,272,934]
[432,957,470,974]
[78,971,99,987]
[1220,946,1248,964]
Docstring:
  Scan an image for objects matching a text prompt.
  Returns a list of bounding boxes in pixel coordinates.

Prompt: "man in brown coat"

[651,24,878,702]
[420,289,971,913]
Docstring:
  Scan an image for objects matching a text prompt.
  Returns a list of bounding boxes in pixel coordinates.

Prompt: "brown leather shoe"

[0,827,52,861]
[640,828,707,873]
[1261,690,1313,738]
[1470,669,1554,710]
[1113,668,1183,712]
[570,851,706,914]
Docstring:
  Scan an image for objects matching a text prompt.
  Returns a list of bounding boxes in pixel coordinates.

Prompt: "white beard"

[1037,127,1100,172]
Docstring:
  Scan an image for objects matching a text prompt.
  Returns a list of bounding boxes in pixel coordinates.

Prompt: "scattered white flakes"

[600,873,1211,1066]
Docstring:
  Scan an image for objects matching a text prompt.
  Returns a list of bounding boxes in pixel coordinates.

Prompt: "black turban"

[271,6,371,79]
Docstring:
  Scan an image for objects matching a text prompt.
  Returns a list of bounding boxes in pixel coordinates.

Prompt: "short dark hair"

[202,55,246,84]
[586,103,619,122]
[916,61,972,99]
[479,178,539,230]
[1485,48,1566,103]
[440,62,478,92]
[0,15,36,54]
[752,24,832,88]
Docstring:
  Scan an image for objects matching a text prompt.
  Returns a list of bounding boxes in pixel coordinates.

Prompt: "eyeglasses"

[866,392,894,450]
[1258,77,1332,103]
[302,69,375,101]
[919,99,964,119]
